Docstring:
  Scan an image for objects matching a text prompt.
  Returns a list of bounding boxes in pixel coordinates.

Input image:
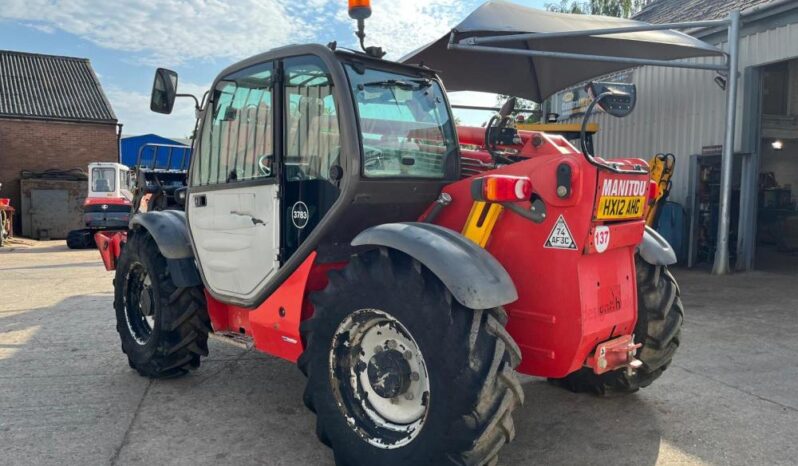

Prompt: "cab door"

[187,61,280,302]
[281,55,343,260]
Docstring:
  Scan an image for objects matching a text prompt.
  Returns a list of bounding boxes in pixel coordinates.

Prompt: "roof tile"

[634,0,773,23]
[0,50,116,123]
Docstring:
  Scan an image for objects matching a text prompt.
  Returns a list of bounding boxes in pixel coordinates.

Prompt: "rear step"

[208,331,253,350]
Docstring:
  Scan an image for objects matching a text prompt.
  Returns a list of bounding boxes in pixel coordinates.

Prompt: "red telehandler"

[99,2,705,464]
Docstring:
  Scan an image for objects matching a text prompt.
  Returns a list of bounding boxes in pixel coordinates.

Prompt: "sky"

[0,0,548,139]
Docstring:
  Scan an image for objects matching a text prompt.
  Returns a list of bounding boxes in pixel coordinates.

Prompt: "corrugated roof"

[634,0,773,24]
[0,50,116,123]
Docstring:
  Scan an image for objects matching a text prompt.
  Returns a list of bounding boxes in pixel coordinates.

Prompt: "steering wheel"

[363,146,386,171]
[257,154,272,177]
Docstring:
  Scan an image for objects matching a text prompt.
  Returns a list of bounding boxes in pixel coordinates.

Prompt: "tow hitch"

[586,335,643,376]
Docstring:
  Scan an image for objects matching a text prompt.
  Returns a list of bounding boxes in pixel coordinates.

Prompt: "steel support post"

[712,10,741,275]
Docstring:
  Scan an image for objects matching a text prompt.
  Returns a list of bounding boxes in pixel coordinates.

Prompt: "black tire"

[66,229,95,249]
[298,248,523,466]
[550,256,684,394]
[114,231,210,378]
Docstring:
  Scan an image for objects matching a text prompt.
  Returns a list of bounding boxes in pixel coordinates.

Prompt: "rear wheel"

[299,248,523,465]
[66,229,94,249]
[114,231,210,378]
[550,256,684,394]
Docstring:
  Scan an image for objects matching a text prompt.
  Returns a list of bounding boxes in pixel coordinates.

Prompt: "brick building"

[0,50,118,233]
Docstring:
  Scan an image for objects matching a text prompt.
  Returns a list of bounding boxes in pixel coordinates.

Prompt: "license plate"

[595,195,646,220]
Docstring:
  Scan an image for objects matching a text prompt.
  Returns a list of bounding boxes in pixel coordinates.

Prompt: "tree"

[545,0,589,14]
[545,0,649,18]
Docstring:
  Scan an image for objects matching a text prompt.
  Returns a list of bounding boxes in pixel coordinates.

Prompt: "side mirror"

[586,81,636,118]
[151,68,179,114]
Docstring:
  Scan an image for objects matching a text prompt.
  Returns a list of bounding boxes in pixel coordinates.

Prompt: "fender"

[130,210,201,287]
[351,222,518,309]
[638,225,677,266]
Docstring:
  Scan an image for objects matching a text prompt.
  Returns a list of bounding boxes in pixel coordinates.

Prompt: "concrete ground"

[1,240,797,466]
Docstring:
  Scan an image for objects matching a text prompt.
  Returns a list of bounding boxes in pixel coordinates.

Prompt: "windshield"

[345,64,457,178]
[92,167,116,193]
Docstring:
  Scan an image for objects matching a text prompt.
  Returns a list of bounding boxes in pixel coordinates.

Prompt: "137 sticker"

[594,225,610,253]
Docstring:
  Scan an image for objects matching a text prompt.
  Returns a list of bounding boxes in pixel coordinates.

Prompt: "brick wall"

[0,118,118,233]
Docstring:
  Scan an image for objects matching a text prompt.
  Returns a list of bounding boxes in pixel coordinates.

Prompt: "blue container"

[120,134,191,170]
[655,201,687,263]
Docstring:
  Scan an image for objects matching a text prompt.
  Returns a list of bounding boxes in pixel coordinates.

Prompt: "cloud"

[1,0,317,65]
[335,0,468,59]
[22,22,55,34]
[5,0,487,134]
[2,0,471,64]
[448,91,499,108]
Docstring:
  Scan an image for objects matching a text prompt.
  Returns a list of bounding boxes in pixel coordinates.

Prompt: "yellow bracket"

[647,154,675,226]
[462,201,503,247]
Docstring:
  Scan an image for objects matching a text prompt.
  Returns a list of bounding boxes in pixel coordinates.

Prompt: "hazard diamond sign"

[544,215,577,250]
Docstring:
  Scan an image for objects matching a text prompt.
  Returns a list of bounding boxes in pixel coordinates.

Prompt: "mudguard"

[638,226,677,266]
[130,210,201,287]
[351,222,518,309]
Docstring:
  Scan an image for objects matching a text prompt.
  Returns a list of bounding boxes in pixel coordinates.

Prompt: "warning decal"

[544,215,577,250]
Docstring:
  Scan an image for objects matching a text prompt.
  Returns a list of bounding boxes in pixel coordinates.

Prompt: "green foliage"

[544,0,649,18]
[544,0,588,14]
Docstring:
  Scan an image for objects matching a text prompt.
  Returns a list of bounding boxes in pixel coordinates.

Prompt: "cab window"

[92,167,116,192]
[345,64,457,179]
[285,56,341,181]
[282,55,342,259]
[193,62,274,186]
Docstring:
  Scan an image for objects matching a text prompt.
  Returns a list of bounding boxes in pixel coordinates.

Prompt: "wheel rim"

[124,262,156,345]
[329,309,430,449]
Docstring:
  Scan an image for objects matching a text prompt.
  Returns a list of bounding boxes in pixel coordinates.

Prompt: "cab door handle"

[194,194,207,207]
[230,211,265,226]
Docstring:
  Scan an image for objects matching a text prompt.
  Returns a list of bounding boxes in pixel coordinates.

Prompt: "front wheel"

[298,248,523,465]
[114,231,211,378]
[550,256,684,394]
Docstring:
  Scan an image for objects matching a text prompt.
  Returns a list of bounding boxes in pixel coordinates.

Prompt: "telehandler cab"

[105,2,696,464]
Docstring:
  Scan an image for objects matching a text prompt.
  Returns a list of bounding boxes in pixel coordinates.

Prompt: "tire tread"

[114,232,210,378]
[300,249,523,465]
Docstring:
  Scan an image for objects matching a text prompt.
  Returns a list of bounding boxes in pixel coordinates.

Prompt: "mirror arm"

[176,93,201,111]
[579,92,646,175]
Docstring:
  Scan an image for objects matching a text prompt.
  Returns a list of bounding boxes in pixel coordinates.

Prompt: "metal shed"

[119,133,191,169]
[549,0,798,271]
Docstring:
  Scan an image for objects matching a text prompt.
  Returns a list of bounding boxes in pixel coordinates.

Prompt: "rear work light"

[471,175,533,202]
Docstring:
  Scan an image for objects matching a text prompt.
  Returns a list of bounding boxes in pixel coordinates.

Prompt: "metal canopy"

[401,1,741,275]
[400,0,725,102]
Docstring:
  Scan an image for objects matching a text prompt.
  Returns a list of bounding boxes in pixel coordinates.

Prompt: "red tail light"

[472,175,532,202]
[648,180,659,203]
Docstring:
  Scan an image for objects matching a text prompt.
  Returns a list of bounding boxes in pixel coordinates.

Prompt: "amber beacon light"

[348,0,372,20]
